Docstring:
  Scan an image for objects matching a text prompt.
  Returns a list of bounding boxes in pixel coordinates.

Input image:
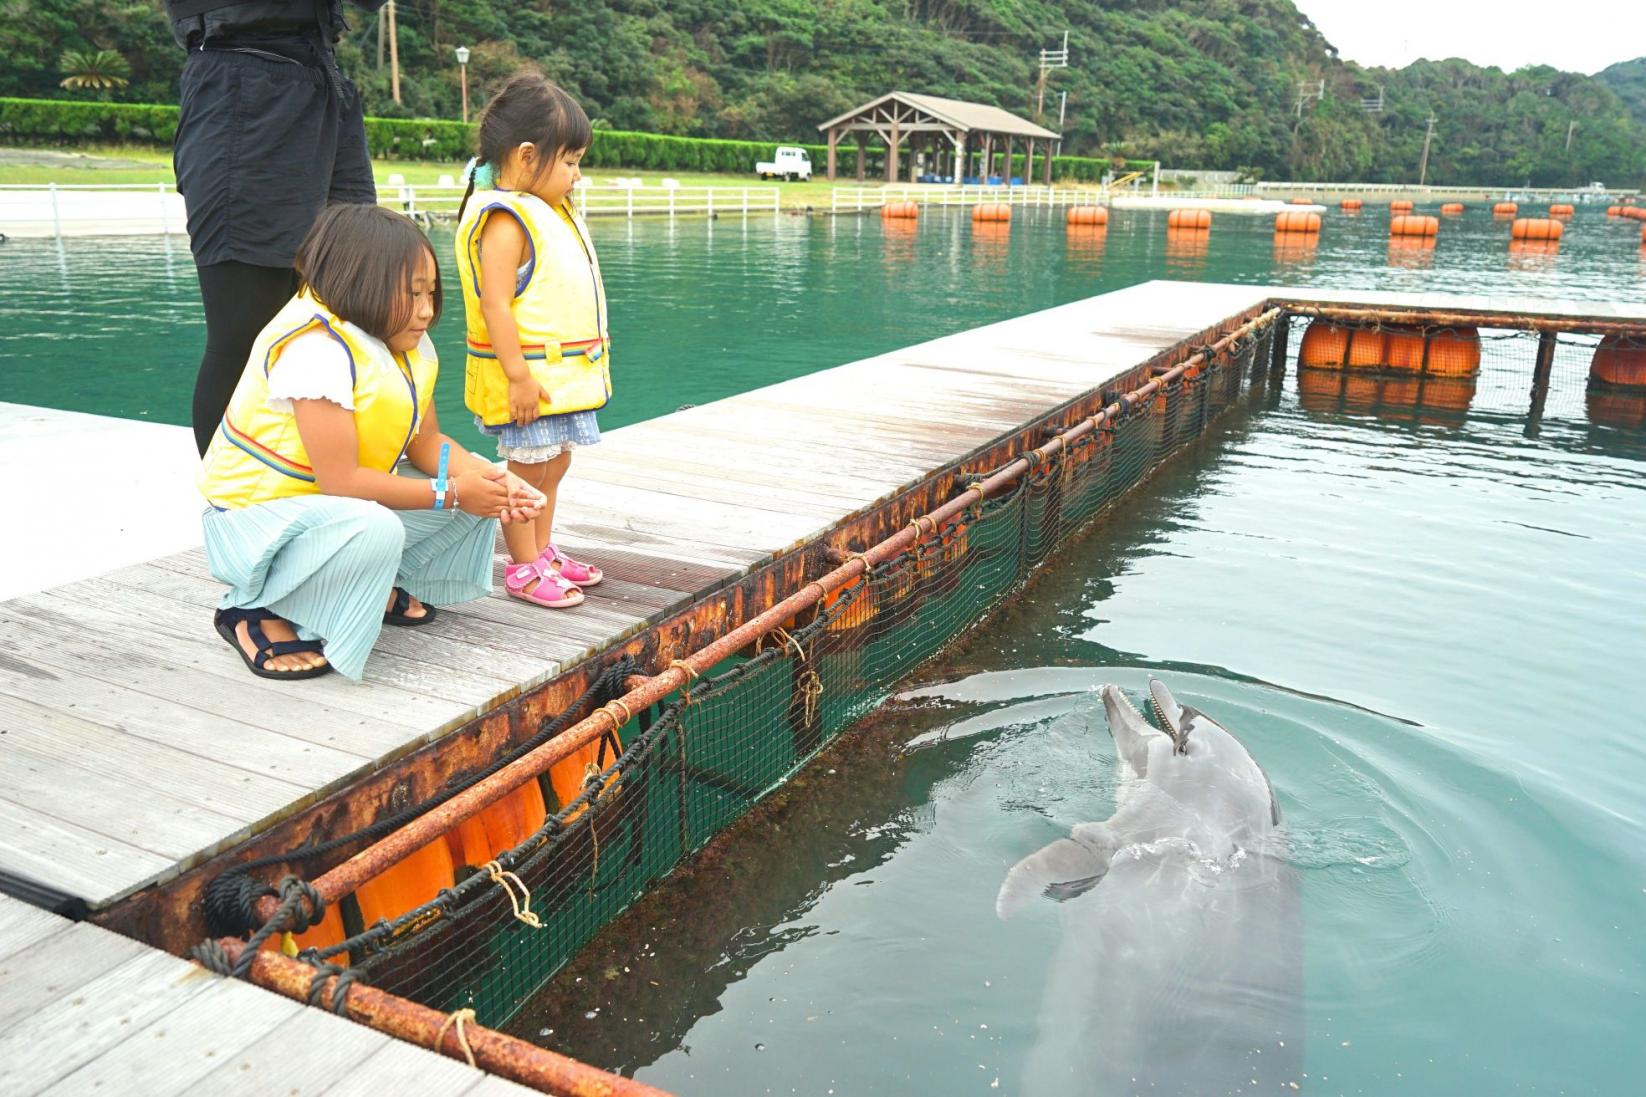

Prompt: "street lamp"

[454,45,471,123]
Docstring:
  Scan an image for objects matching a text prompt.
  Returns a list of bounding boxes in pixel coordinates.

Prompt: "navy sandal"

[383,586,437,627]
[214,607,332,680]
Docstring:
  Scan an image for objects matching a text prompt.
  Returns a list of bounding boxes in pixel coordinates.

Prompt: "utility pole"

[1417,113,1437,186]
[1565,119,1576,152]
[1056,90,1067,155]
[1294,79,1324,118]
[387,0,401,105]
[1036,31,1069,120]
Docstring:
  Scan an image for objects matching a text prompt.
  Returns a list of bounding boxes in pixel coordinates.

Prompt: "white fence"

[0,180,784,239]
[0,183,187,238]
[390,181,781,223]
[831,184,1111,213]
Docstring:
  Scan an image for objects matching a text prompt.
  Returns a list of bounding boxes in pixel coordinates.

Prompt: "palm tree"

[59,49,130,93]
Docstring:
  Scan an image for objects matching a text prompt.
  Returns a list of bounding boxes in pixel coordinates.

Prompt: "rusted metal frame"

[1279,302,1646,338]
[211,939,672,1097]
[1527,330,1559,434]
[247,307,1281,925]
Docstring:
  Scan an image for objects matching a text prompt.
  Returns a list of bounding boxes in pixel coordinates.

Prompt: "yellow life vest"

[198,293,438,510]
[456,190,611,426]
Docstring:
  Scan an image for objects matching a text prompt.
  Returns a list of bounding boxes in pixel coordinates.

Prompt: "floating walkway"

[3,281,1644,1093]
[0,892,536,1095]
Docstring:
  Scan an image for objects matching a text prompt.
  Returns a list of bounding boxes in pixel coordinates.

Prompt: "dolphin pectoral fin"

[996,837,1112,920]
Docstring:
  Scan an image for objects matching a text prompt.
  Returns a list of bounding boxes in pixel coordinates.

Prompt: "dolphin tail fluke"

[996,836,1111,920]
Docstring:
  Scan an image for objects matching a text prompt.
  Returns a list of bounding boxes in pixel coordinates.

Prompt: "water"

[3,204,1643,449]
[4,207,1643,1093]
[512,358,1646,1094]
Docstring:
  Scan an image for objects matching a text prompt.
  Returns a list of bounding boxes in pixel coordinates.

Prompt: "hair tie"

[464,157,496,190]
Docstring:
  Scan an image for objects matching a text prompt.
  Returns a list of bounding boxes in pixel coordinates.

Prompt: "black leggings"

[191,261,300,455]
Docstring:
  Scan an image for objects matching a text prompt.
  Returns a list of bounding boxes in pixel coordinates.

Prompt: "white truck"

[756,146,812,181]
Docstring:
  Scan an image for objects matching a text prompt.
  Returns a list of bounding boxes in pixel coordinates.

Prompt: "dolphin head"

[1101,679,1281,826]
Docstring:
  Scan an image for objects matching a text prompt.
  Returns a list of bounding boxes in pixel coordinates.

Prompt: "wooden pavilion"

[818,92,1062,186]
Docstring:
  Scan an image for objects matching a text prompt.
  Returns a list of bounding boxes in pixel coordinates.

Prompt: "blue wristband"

[433,442,450,510]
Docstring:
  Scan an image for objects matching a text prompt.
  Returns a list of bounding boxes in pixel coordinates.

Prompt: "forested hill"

[4,0,1642,186]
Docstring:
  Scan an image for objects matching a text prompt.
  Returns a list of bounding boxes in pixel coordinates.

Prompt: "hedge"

[0,97,1152,184]
[0,97,834,173]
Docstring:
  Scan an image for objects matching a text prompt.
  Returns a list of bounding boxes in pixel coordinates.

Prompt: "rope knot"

[481,861,543,929]
[436,1007,480,1068]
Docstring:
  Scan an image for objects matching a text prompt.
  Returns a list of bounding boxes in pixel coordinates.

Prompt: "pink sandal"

[540,542,603,587]
[504,559,584,608]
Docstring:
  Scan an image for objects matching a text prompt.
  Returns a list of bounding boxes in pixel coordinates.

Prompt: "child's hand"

[454,467,516,519]
[509,377,550,425]
[501,470,546,523]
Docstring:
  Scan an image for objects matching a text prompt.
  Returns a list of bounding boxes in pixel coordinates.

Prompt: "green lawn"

[0,144,1101,210]
[0,145,872,209]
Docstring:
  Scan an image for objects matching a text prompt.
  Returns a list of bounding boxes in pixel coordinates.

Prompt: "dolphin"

[997,680,1303,1096]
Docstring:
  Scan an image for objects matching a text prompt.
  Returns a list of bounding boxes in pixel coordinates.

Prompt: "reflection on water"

[4,205,1644,451]
[511,365,1646,1094]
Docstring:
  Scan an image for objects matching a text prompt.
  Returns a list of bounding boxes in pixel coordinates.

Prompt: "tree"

[58,48,130,94]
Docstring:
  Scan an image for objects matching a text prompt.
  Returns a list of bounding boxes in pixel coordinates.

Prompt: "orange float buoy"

[447,780,548,871]
[1340,198,1364,211]
[971,203,1011,222]
[1492,202,1518,216]
[1511,217,1563,241]
[1384,325,1482,376]
[1589,333,1646,389]
[1548,204,1575,217]
[1390,214,1439,237]
[1289,197,1313,205]
[1166,208,1212,230]
[881,201,918,220]
[1298,321,1386,369]
[1440,203,1465,215]
[1066,205,1109,226]
[1390,199,1414,213]
[1607,206,1622,217]
[1274,210,1321,233]
[353,837,457,928]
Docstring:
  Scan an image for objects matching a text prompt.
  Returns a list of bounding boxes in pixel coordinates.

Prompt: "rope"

[669,658,698,704]
[201,655,639,937]
[481,861,543,929]
[303,960,362,1015]
[770,627,808,663]
[596,699,633,736]
[907,515,937,537]
[436,1008,479,1069]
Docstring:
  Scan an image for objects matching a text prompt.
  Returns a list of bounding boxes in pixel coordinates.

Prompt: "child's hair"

[294,204,443,342]
[458,71,592,219]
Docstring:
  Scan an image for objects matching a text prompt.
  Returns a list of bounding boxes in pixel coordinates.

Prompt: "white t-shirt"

[264,330,436,413]
[264,330,356,413]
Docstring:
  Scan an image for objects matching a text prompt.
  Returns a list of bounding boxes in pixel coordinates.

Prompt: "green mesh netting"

[296,323,1274,1025]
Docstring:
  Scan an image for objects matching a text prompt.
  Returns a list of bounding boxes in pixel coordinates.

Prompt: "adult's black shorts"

[174,42,376,268]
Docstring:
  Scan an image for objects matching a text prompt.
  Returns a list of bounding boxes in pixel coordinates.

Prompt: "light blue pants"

[203,496,497,681]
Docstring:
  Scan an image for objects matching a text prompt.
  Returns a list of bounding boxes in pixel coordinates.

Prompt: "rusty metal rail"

[215,938,672,1096]
[1286,303,1646,337]
[249,306,1279,929]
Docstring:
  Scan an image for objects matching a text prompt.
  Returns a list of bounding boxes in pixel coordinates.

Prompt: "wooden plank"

[0,601,465,750]
[317,1036,524,1097]
[0,943,217,1095]
[0,691,311,820]
[39,975,305,1097]
[187,998,421,1096]
[0,894,73,963]
[0,700,250,861]
[0,797,173,905]
[0,915,149,1031]
[0,613,385,786]
[83,568,524,703]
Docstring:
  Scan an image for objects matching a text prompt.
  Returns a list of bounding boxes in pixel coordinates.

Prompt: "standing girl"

[456,73,609,609]
[199,203,543,680]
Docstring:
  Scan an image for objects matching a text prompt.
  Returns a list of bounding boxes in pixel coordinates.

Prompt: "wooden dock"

[0,278,1274,919]
[3,280,1643,1089]
[0,893,535,1095]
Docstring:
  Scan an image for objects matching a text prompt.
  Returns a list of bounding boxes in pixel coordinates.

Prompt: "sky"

[1295,2,1638,75]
